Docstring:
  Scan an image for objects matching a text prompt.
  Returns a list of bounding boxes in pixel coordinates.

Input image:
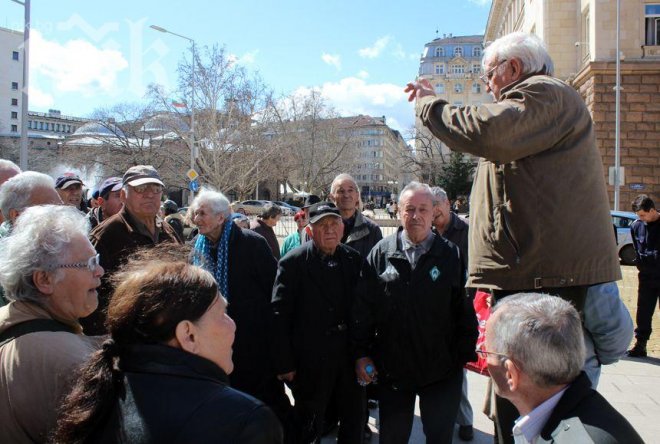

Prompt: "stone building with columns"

[484,0,660,208]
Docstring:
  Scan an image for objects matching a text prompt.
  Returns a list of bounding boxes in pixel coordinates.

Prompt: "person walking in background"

[627,194,660,358]
[251,203,283,260]
[87,177,123,229]
[280,210,307,257]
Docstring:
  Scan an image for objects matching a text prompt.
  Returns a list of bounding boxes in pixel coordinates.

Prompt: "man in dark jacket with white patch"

[353,182,477,444]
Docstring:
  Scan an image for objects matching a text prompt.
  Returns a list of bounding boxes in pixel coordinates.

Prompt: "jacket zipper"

[501,210,521,264]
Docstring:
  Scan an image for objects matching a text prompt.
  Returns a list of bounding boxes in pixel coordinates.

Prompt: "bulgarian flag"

[171,99,187,108]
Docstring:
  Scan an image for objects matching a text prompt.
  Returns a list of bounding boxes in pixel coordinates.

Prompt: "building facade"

[341,115,412,206]
[414,34,490,174]
[0,27,23,137]
[485,0,660,207]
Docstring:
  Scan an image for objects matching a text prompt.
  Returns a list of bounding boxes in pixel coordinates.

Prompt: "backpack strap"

[0,319,76,348]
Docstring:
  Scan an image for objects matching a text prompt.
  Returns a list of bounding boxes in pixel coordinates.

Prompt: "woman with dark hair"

[53,260,282,444]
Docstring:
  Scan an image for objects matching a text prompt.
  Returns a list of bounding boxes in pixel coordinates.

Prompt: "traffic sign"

[186,168,199,181]
[189,179,200,192]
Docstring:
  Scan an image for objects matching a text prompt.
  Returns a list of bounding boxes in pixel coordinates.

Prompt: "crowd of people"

[0,29,651,444]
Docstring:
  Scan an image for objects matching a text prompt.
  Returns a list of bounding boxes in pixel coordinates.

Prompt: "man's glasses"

[475,348,510,361]
[131,184,164,194]
[46,254,101,272]
[479,59,508,84]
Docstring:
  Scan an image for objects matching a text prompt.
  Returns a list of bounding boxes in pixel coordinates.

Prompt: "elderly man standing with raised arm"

[405,32,626,443]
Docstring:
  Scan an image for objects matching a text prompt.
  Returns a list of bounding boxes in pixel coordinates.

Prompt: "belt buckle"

[534,277,542,289]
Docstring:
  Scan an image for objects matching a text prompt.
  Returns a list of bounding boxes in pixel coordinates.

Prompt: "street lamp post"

[614,0,621,211]
[11,0,30,170]
[150,25,196,203]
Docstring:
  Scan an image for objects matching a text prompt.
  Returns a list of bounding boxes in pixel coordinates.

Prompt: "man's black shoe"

[458,424,474,441]
[627,340,648,358]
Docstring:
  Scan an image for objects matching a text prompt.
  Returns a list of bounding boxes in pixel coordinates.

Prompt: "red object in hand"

[465,290,491,375]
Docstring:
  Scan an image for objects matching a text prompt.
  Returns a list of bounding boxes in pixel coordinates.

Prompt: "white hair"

[483,32,554,77]
[330,173,359,195]
[190,187,232,217]
[429,186,449,206]
[399,181,434,205]
[491,293,585,387]
[0,171,56,220]
[0,205,91,303]
[0,159,20,175]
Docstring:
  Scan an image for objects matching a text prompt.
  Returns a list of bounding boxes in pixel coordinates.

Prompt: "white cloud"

[358,36,391,59]
[30,30,128,97]
[295,77,415,133]
[229,50,259,65]
[321,53,341,70]
[357,70,369,79]
[29,86,55,108]
[467,0,490,5]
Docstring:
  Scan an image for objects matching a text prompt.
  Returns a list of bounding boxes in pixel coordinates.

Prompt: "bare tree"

[262,90,358,195]
[147,45,277,199]
[399,125,451,185]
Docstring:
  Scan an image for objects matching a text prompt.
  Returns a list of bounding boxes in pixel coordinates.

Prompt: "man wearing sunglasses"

[484,294,642,443]
[82,165,181,335]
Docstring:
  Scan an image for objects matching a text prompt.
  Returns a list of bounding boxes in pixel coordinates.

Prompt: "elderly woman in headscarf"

[0,205,103,443]
[53,258,282,444]
[188,188,292,433]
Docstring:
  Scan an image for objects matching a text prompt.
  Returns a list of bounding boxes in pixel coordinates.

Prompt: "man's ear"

[510,58,524,81]
[119,189,127,204]
[505,359,521,392]
[8,208,20,223]
[174,320,198,354]
[33,270,56,295]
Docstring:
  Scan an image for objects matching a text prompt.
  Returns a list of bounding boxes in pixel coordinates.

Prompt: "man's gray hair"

[0,159,21,175]
[260,202,282,219]
[491,293,585,387]
[0,171,55,220]
[0,205,90,303]
[399,181,434,204]
[429,186,449,206]
[330,173,359,195]
[483,32,554,77]
[190,187,232,217]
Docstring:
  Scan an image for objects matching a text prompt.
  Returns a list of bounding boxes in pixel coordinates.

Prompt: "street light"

[150,24,196,203]
[613,0,622,211]
[10,0,30,170]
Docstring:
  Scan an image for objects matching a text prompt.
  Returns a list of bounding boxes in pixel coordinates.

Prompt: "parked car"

[611,210,638,265]
[272,201,300,216]
[231,200,270,215]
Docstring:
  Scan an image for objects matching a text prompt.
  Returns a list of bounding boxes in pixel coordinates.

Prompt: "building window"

[11,125,18,132]
[11,111,18,119]
[453,101,463,106]
[472,64,481,74]
[11,98,18,106]
[12,51,19,61]
[645,4,660,45]
[451,64,465,74]
[11,82,19,90]
[472,83,481,93]
[435,47,444,57]
[436,83,445,93]
[473,47,482,57]
[39,121,43,130]
[435,63,445,74]
[454,47,463,57]
[455,83,463,93]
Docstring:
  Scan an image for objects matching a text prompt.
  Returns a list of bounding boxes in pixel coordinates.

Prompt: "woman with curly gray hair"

[0,205,103,443]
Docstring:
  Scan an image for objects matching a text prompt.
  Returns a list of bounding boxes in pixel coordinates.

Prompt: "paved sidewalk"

[322,356,660,443]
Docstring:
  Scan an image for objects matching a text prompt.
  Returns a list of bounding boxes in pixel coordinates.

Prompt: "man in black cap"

[300,194,321,243]
[87,177,123,229]
[82,165,181,335]
[271,201,366,443]
[55,173,84,209]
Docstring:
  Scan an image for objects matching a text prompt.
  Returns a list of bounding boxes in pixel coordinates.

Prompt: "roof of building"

[72,121,126,138]
[426,34,483,46]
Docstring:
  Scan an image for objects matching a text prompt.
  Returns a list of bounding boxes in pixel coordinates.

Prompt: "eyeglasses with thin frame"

[479,59,508,84]
[46,254,101,273]
[475,348,510,361]
[131,183,164,194]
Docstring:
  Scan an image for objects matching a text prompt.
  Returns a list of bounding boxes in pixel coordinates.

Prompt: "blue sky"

[2,0,491,134]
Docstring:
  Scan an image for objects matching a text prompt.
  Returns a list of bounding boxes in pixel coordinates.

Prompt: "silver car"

[611,210,638,265]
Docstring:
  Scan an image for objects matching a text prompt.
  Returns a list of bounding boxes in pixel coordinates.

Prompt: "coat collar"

[539,372,592,438]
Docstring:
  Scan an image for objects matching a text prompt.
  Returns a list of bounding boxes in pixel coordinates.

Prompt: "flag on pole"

[171,99,187,108]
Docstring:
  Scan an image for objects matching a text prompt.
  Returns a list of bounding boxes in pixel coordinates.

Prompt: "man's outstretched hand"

[404,78,436,102]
